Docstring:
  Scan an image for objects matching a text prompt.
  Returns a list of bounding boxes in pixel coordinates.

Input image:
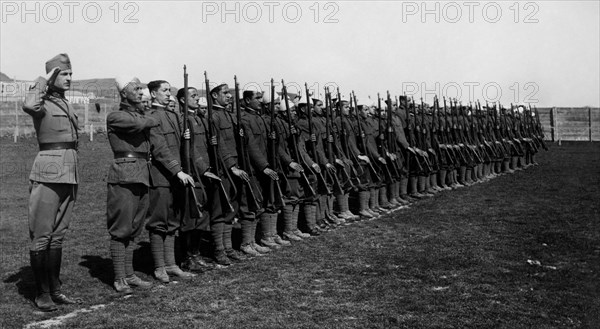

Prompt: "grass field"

[1,136,599,328]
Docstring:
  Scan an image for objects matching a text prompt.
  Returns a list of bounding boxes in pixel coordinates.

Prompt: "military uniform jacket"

[146,104,184,187]
[297,116,327,167]
[188,113,211,177]
[212,105,239,170]
[391,113,409,150]
[273,115,299,177]
[107,103,181,186]
[338,115,362,159]
[23,80,79,184]
[241,109,269,172]
[363,115,381,160]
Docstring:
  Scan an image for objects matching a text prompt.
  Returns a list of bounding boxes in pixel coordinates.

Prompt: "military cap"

[115,76,140,92]
[45,53,71,74]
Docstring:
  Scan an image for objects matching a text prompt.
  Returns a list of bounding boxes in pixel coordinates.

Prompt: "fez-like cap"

[115,76,140,92]
[45,53,71,74]
[198,97,208,107]
[141,88,151,101]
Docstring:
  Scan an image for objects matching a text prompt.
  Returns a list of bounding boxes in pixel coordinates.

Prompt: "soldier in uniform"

[145,80,196,282]
[209,84,250,265]
[23,54,81,311]
[176,87,218,272]
[241,90,288,253]
[268,95,313,241]
[106,77,193,293]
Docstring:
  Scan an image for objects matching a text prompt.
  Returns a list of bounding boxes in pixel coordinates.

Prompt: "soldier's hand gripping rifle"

[268,78,286,209]
[282,80,316,199]
[181,65,203,219]
[305,83,331,195]
[204,71,234,213]
[323,87,346,194]
[233,76,261,211]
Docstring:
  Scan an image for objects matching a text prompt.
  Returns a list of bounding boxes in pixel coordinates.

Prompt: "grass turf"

[1,136,599,328]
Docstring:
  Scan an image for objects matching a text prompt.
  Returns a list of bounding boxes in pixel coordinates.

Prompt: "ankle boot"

[358,191,374,218]
[30,250,57,312]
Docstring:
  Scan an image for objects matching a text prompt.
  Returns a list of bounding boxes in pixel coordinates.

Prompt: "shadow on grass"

[78,241,156,286]
[79,255,113,287]
[3,266,35,303]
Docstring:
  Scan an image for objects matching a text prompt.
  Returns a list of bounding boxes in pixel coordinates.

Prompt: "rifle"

[233,75,261,211]
[204,71,234,213]
[268,78,286,209]
[181,65,203,219]
[324,87,347,194]
[305,83,331,195]
[337,87,364,178]
[352,91,382,183]
[441,96,458,165]
[282,80,316,199]
[385,91,402,178]
[375,93,397,180]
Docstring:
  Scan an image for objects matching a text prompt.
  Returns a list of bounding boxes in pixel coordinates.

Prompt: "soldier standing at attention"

[176,87,218,272]
[23,53,80,311]
[145,80,196,283]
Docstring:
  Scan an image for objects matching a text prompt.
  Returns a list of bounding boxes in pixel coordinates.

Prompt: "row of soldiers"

[23,54,546,311]
[106,72,547,295]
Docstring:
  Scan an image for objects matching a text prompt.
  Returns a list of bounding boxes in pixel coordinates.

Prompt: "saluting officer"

[23,53,80,311]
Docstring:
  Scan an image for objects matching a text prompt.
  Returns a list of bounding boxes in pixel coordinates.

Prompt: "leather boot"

[30,250,57,312]
[48,248,78,304]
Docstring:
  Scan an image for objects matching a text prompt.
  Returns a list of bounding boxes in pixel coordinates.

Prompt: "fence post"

[84,102,89,134]
[550,107,556,142]
[14,100,18,143]
[589,107,593,142]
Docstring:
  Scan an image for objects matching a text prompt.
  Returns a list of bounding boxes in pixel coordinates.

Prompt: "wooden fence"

[1,102,599,142]
[537,107,600,142]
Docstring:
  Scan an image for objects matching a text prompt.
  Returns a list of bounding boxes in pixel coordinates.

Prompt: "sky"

[1,0,599,107]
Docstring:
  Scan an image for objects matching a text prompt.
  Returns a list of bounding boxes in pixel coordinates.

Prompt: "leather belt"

[39,141,77,151]
[114,151,150,160]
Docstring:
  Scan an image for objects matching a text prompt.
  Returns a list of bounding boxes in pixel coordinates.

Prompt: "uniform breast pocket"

[218,122,233,142]
[161,128,178,148]
[51,113,70,132]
